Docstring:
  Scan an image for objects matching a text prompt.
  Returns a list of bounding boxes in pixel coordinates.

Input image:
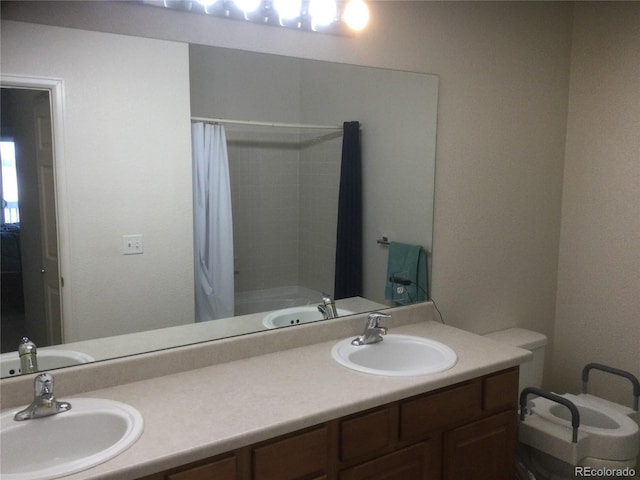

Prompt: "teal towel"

[384,242,428,305]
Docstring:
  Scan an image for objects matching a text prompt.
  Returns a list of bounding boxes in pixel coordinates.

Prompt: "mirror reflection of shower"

[194,118,345,319]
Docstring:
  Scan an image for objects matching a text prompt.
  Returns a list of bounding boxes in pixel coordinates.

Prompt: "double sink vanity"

[0,302,530,480]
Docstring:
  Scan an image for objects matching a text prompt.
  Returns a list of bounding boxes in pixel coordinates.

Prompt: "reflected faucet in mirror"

[18,337,38,374]
[320,294,338,319]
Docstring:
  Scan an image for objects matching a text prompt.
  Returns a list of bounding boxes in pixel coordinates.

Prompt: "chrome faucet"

[317,304,329,319]
[352,312,391,346]
[14,373,72,421]
[321,294,338,319]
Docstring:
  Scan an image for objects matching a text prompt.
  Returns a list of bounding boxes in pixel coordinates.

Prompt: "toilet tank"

[484,328,548,395]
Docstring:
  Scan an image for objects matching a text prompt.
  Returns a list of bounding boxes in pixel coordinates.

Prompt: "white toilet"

[484,328,639,479]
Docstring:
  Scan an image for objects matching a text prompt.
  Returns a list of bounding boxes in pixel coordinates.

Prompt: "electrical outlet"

[122,234,144,255]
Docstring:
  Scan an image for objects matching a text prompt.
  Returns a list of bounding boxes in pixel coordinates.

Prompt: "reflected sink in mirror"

[0,350,95,377]
[263,306,355,329]
[0,397,143,480]
[332,334,457,376]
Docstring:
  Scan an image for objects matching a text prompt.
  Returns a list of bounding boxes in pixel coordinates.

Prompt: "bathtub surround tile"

[225,120,341,299]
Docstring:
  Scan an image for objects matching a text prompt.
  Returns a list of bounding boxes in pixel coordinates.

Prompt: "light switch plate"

[122,234,144,255]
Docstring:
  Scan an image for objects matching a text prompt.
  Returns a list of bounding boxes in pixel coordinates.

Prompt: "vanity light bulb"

[309,0,337,27]
[273,0,302,20]
[195,0,219,7]
[343,0,369,31]
[233,0,262,13]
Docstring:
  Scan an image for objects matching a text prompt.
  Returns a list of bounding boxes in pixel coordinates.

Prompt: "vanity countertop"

[4,314,530,480]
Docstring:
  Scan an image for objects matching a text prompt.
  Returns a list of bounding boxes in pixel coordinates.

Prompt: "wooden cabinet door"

[442,410,517,480]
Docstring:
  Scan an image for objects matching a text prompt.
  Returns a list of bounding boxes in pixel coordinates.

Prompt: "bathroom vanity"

[0,303,530,480]
[138,368,518,480]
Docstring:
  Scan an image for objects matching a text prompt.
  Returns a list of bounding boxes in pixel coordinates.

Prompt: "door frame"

[1,74,71,343]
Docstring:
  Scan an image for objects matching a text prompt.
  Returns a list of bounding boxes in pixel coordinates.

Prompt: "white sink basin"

[1,350,95,377]
[1,397,144,480]
[332,334,457,376]
[263,306,354,329]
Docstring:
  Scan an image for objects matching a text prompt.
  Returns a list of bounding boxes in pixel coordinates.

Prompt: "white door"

[33,92,62,345]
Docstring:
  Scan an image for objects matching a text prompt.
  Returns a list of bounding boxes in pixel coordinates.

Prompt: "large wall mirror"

[0,18,438,377]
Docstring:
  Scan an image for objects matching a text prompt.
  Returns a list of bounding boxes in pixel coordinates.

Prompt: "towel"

[384,242,428,305]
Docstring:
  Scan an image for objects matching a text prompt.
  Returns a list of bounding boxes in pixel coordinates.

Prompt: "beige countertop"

[0,304,530,479]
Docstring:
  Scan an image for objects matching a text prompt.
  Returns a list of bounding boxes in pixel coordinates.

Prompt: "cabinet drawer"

[340,406,395,461]
[339,441,440,480]
[483,368,519,411]
[400,380,482,440]
[252,426,329,480]
[167,455,236,480]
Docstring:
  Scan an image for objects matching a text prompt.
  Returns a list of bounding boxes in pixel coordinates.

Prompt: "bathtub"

[234,286,323,316]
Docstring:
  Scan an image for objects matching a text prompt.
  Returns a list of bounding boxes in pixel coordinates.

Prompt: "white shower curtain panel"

[192,122,235,321]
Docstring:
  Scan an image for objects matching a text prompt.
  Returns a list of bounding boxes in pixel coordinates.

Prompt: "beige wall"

[552,2,640,407]
[3,2,637,403]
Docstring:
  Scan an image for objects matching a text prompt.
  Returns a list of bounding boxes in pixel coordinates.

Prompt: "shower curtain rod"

[191,116,343,130]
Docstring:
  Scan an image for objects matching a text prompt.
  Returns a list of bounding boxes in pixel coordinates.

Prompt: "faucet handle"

[367,311,391,327]
[34,373,54,397]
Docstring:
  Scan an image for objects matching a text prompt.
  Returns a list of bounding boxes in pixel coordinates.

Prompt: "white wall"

[552,2,640,407]
[9,2,637,403]
[1,21,194,341]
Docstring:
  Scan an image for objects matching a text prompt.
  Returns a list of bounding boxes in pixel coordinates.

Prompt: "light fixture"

[273,0,302,22]
[308,0,337,28]
[343,0,369,31]
[195,0,218,6]
[142,0,369,35]
[232,0,262,14]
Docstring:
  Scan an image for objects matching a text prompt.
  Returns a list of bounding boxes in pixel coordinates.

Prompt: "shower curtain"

[334,121,363,299]
[192,122,235,321]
